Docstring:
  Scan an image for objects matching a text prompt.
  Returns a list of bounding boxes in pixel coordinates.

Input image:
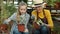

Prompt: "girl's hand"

[24,29,29,32]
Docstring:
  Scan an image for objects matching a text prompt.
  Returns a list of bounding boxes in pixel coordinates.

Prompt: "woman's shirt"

[32,9,54,30]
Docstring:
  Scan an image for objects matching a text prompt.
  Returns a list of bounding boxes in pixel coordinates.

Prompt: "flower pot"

[54,2,60,9]
[18,24,25,32]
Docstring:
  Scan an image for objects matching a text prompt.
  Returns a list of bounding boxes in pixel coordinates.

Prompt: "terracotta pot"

[51,30,59,34]
[18,24,25,32]
[54,2,60,9]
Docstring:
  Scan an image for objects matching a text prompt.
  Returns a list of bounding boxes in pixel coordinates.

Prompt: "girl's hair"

[16,1,27,22]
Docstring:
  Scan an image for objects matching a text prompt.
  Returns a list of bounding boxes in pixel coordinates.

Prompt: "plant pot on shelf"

[54,2,60,9]
[51,31,58,34]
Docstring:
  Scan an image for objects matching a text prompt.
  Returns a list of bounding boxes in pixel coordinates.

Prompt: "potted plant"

[54,0,60,9]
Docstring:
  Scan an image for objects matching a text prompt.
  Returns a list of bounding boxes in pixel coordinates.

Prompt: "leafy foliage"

[0,3,17,24]
[4,4,17,17]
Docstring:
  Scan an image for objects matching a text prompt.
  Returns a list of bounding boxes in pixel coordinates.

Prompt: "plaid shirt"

[4,12,30,34]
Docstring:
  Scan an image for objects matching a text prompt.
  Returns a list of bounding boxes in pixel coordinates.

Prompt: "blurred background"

[0,0,60,34]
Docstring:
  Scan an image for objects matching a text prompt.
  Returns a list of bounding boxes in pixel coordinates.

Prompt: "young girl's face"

[19,5,27,14]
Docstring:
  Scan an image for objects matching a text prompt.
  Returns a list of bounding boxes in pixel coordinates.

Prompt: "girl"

[4,1,30,34]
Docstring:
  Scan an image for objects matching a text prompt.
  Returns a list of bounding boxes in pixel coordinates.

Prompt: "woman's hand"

[43,23,50,28]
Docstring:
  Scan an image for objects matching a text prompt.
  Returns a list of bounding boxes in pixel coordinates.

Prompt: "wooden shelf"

[51,14,60,16]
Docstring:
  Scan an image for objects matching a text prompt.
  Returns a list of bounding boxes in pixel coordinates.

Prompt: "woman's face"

[19,5,27,14]
[35,6,42,12]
